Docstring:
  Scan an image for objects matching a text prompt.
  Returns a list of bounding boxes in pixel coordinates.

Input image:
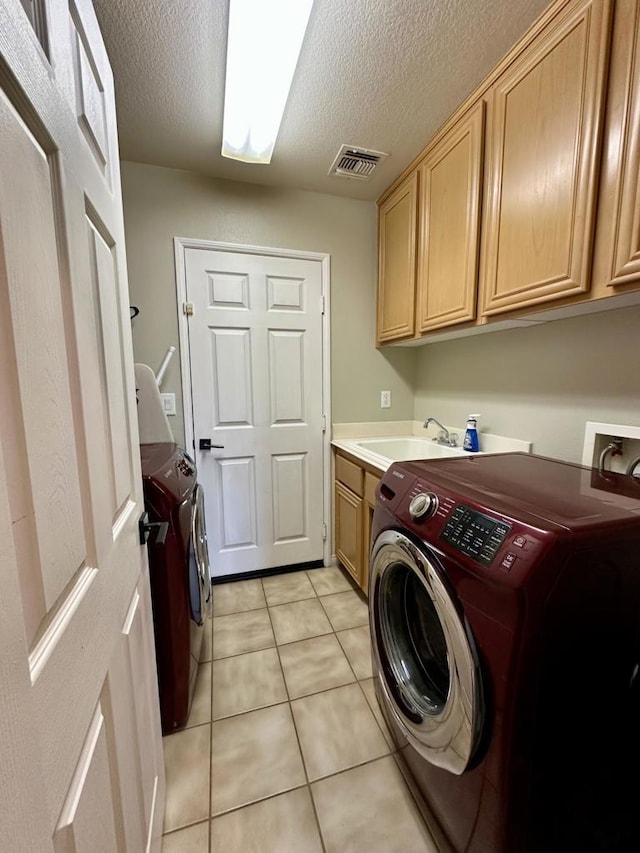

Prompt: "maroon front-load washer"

[369,452,640,852]
[141,442,212,733]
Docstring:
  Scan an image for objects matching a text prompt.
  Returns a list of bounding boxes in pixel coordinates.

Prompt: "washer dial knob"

[409,492,438,520]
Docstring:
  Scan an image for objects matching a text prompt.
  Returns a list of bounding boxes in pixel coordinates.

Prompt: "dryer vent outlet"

[328,145,389,180]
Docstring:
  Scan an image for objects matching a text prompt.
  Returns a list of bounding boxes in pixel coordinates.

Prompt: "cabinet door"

[377,172,418,343]
[334,481,363,585]
[417,101,485,332]
[361,472,381,596]
[597,0,640,287]
[481,0,612,316]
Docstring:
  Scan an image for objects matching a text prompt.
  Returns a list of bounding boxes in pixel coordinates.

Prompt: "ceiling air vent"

[328,145,389,180]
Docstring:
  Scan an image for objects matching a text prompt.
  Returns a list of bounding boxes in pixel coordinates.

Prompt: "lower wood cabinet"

[334,451,382,596]
[334,480,363,586]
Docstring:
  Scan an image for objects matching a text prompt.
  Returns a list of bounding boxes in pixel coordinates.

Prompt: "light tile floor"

[161,564,438,852]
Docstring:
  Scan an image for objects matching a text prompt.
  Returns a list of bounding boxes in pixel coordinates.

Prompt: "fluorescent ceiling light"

[222,0,314,164]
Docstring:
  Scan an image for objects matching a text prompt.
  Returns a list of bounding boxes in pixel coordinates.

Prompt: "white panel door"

[0,1,164,851]
[185,248,325,577]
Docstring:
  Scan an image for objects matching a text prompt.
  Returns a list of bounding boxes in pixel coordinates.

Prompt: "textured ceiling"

[94,0,550,201]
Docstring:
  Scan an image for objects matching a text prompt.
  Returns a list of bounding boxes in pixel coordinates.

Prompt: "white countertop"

[331,435,469,473]
[331,421,532,472]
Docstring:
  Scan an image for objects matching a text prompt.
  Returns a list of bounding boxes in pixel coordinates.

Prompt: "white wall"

[413,306,640,462]
[121,161,416,446]
[121,161,640,463]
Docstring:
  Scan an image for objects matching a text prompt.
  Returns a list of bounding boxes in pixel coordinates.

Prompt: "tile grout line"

[212,637,278,663]
[205,568,392,850]
[324,614,395,753]
[164,666,387,732]
[355,677,397,755]
[192,750,405,826]
[160,570,380,846]
[213,602,268,617]
[314,591,395,754]
[271,570,387,849]
[262,574,329,853]
[214,581,353,660]
[160,617,215,845]
[161,816,210,840]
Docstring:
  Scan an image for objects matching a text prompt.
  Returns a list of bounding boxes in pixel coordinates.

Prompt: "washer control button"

[513,535,527,548]
[409,492,438,520]
[500,552,517,571]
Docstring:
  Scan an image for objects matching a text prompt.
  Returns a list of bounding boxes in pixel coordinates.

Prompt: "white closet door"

[185,247,325,578]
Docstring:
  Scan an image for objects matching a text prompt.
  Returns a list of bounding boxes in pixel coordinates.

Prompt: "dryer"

[369,453,640,852]
[141,442,212,733]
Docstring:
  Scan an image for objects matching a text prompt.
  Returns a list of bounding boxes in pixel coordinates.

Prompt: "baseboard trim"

[211,559,325,585]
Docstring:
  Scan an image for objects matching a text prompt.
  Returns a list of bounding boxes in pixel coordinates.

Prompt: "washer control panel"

[440,503,512,566]
[408,492,438,520]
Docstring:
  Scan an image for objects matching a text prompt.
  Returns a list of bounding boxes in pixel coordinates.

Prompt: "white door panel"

[272,452,309,541]
[53,705,119,853]
[185,248,325,577]
[0,1,164,850]
[210,327,254,425]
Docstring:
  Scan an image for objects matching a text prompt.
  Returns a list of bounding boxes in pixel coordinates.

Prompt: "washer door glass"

[379,561,450,718]
[370,530,484,775]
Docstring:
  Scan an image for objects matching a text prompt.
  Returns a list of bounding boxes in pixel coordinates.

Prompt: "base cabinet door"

[334,481,363,585]
[481,0,612,315]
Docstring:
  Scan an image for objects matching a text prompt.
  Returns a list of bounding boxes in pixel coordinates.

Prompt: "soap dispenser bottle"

[463,414,480,452]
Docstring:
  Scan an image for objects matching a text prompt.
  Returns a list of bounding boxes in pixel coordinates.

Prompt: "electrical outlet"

[160,392,176,416]
[380,390,391,409]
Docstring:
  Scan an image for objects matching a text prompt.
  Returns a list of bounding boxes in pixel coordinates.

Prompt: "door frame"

[173,237,332,569]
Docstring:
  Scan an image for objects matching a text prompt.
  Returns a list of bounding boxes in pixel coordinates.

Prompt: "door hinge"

[322,523,327,541]
[322,414,327,432]
[183,301,194,316]
[321,295,326,315]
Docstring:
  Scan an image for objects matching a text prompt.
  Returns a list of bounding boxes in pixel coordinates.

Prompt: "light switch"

[160,392,176,416]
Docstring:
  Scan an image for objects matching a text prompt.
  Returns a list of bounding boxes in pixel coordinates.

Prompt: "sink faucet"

[423,417,459,447]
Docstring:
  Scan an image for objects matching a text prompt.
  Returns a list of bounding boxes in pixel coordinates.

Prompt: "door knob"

[138,512,169,546]
[199,439,224,450]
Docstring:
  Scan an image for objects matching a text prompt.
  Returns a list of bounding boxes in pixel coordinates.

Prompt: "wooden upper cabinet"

[377,172,418,343]
[595,0,640,288]
[481,0,613,316]
[417,101,485,332]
